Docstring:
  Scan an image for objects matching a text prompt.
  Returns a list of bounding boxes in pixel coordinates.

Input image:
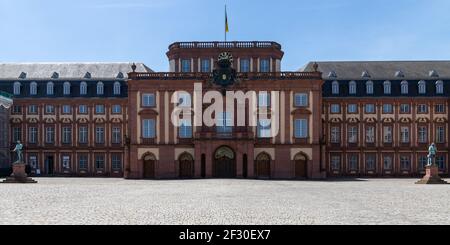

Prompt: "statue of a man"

[12,140,23,164]
[427,143,437,167]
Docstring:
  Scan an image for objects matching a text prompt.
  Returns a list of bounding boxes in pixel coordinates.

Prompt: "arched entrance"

[255,153,271,178]
[179,153,194,178]
[143,153,156,179]
[214,146,236,178]
[294,153,308,178]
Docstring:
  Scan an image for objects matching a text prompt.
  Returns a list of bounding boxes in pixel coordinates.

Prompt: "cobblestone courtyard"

[0,178,449,225]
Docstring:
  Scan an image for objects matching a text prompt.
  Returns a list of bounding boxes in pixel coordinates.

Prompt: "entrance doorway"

[143,154,156,179]
[179,153,194,178]
[294,153,308,178]
[45,156,54,175]
[255,153,271,178]
[213,146,236,178]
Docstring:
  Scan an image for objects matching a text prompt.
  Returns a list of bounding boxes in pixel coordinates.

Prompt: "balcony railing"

[195,126,254,140]
[169,41,282,50]
[130,72,321,80]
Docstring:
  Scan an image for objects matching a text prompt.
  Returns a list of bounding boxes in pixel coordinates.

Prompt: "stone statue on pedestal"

[416,142,447,184]
[12,141,23,164]
[426,143,437,167]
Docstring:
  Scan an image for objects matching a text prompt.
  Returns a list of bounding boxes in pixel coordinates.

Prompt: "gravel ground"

[0,178,449,225]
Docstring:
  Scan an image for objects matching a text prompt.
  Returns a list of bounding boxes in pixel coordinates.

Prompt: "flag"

[225,6,229,33]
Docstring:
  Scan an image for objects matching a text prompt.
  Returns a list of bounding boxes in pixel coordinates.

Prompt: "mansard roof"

[0,62,152,80]
[301,61,450,80]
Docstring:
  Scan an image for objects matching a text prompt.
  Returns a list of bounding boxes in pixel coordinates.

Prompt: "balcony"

[169,41,282,50]
[195,126,254,140]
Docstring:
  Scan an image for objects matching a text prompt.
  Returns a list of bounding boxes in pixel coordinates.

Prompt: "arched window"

[80,82,87,95]
[113,82,121,95]
[13,82,21,95]
[331,81,339,95]
[401,81,408,94]
[63,82,71,95]
[383,81,391,94]
[418,80,426,94]
[349,81,356,95]
[30,82,37,95]
[436,80,444,94]
[96,82,104,95]
[46,82,54,95]
[366,81,374,94]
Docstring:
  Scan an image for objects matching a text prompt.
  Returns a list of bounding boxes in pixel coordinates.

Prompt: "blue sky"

[1,0,450,71]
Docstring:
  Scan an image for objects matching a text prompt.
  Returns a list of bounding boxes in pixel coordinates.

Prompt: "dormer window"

[30,82,37,95]
[429,70,439,78]
[349,81,357,95]
[418,80,426,94]
[63,82,71,95]
[113,82,121,95]
[13,82,21,95]
[401,81,409,94]
[383,81,391,95]
[46,82,54,95]
[80,82,87,95]
[116,72,124,79]
[395,71,405,78]
[332,81,339,95]
[19,72,27,79]
[436,80,444,94]
[366,81,374,95]
[361,71,370,78]
[96,82,104,95]
[328,71,337,79]
[51,72,59,79]
[84,72,92,79]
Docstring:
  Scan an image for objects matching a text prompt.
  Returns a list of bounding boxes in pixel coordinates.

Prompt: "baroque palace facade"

[0,41,449,178]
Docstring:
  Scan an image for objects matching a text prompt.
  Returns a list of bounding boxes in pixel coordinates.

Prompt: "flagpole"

[225,5,227,42]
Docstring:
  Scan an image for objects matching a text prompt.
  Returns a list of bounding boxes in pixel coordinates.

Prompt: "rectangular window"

[330,126,340,143]
[217,112,233,134]
[436,156,445,170]
[418,155,428,170]
[79,155,88,170]
[257,119,271,138]
[400,127,410,143]
[294,93,308,107]
[112,105,122,114]
[95,126,105,144]
[365,154,376,171]
[79,126,88,144]
[112,127,122,144]
[258,92,270,107]
[382,104,393,114]
[112,154,122,171]
[45,127,55,144]
[79,105,88,114]
[95,105,105,114]
[142,93,156,107]
[435,104,445,114]
[28,105,38,114]
[62,155,70,170]
[181,59,191,73]
[45,105,54,114]
[29,155,38,169]
[142,119,156,138]
[62,105,71,114]
[12,105,22,114]
[294,119,308,139]
[13,127,22,142]
[400,104,410,114]
[28,127,38,144]
[348,126,358,143]
[366,126,375,143]
[331,156,341,171]
[417,104,428,113]
[436,126,445,143]
[179,120,193,139]
[201,59,210,72]
[348,155,358,171]
[383,126,393,143]
[383,156,393,170]
[62,127,72,144]
[95,155,105,170]
[348,104,358,114]
[240,59,250,72]
[260,59,270,72]
[330,104,340,113]
[177,93,191,107]
[418,126,428,143]
[365,104,375,113]
[400,156,410,170]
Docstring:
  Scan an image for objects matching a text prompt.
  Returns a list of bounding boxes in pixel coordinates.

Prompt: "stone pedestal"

[2,163,37,184]
[416,166,448,184]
